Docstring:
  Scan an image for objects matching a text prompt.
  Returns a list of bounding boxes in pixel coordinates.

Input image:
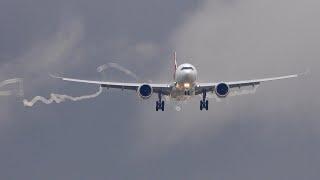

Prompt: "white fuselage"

[171,63,198,100]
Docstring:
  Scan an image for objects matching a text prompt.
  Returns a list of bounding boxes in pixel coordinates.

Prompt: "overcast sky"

[0,0,320,179]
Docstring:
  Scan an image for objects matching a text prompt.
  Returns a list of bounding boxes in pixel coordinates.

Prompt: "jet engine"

[215,82,230,98]
[137,84,153,99]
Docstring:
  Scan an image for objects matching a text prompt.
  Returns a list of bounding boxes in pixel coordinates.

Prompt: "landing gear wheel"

[156,101,165,111]
[161,101,165,111]
[205,100,209,111]
[156,92,165,111]
[156,101,159,111]
[200,90,209,111]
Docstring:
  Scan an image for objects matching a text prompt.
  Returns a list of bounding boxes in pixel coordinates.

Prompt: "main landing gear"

[200,90,209,111]
[156,92,165,111]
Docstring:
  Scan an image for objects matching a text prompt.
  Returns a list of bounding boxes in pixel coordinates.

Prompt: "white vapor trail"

[97,63,140,81]
[23,86,102,107]
[0,78,24,97]
[207,86,259,102]
[229,86,259,97]
[23,63,138,107]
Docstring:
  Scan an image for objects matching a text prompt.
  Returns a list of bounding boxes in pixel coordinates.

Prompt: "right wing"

[51,75,172,95]
[195,74,299,95]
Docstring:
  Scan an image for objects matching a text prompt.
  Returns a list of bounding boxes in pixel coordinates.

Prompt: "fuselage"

[171,63,198,99]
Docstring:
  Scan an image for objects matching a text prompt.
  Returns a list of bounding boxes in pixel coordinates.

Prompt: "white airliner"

[53,52,299,111]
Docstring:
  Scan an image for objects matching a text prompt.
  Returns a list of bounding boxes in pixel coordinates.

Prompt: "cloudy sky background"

[0,0,319,179]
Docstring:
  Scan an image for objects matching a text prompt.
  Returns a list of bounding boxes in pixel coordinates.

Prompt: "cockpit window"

[181,67,194,70]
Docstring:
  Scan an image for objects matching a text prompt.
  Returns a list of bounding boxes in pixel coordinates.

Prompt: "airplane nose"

[186,71,193,78]
[183,71,196,82]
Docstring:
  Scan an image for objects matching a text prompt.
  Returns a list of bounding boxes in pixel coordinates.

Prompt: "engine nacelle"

[215,82,230,98]
[137,84,153,99]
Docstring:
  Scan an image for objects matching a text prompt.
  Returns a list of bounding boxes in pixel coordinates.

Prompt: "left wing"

[51,75,172,95]
[195,74,298,95]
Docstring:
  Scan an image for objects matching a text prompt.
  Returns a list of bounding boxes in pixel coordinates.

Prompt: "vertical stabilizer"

[173,51,177,80]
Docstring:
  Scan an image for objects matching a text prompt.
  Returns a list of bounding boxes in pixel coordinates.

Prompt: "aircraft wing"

[195,74,299,95]
[51,75,172,95]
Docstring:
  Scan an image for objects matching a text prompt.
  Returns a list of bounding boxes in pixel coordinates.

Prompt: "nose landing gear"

[200,90,209,111]
[184,91,191,96]
[156,92,165,111]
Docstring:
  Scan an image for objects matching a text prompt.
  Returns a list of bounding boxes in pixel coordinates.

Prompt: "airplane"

[52,52,299,111]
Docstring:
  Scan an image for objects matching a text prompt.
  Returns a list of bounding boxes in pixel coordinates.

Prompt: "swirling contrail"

[229,86,259,97]
[23,86,102,107]
[0,78,24,97]
[23,63,138,107]
[207,86,259,102]
[97,63,140,81]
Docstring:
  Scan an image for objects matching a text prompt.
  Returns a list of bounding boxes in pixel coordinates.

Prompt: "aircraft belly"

[170,87,195,101]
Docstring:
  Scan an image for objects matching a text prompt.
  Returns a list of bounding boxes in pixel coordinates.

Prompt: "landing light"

[184,83,190,88]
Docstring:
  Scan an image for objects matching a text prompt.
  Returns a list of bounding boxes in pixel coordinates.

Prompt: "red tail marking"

[173,51,177,79]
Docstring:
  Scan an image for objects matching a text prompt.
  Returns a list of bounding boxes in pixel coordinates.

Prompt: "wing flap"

[51,75,172,95]
[228,74,298,88]
[195,74,299,95]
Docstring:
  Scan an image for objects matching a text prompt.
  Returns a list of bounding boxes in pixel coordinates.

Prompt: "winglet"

[49,73,62,79]
[299,68,311,76]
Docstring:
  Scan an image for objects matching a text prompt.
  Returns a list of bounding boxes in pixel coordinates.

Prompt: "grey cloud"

[0,0,319,179]
[0,0,201,180]
[136,0,320,179]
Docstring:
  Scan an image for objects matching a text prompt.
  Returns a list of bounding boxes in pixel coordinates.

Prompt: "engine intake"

[137,84,153,99]
[215,82,230,98]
